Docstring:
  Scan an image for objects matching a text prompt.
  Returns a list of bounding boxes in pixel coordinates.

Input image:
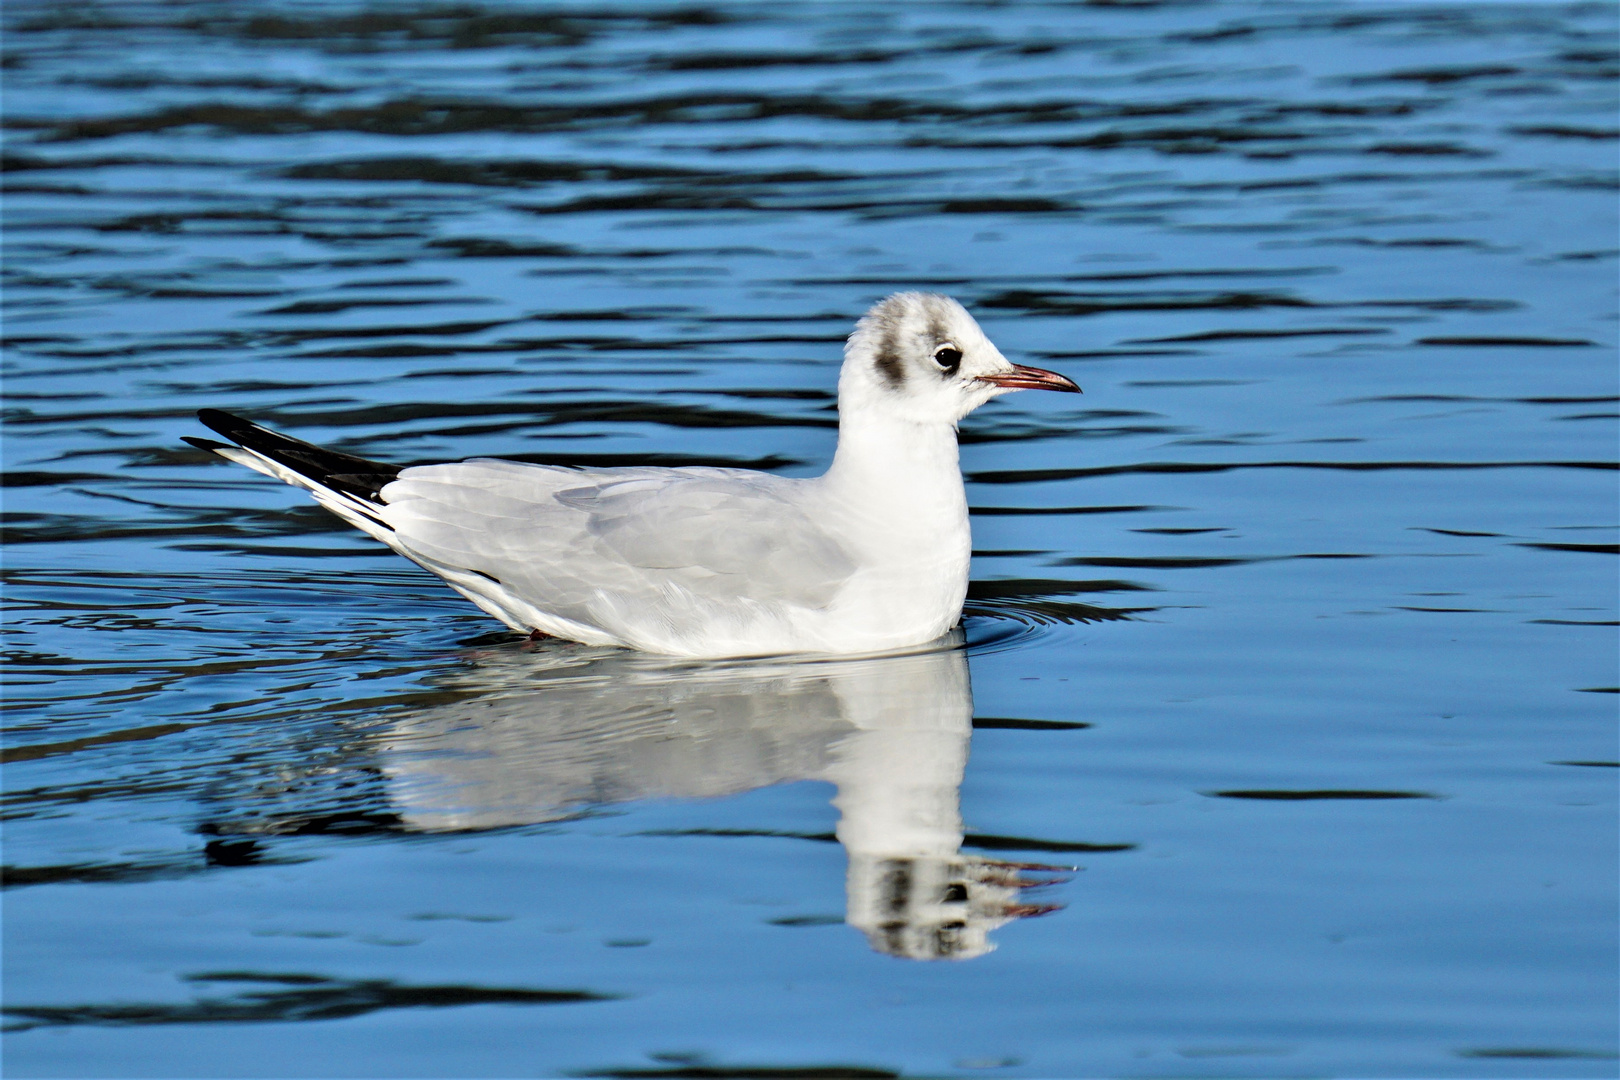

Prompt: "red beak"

[977,364,1082,394]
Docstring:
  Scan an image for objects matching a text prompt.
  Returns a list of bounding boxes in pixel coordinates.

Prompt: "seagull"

[188,292,1080,657]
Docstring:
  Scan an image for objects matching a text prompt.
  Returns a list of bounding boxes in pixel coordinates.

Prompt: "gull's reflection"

[374,634,1061,960]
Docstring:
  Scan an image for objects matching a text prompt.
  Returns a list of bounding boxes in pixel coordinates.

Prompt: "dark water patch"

[972,717,1092,731]
[1306,236,1494,250]
[536,308,690,323]
[20,92,1219,145]
[0,153,203,173]
[428,237,579,258]
[653,48,904,72]
[637,829,838,845]
[1528,619,1619,626]
[199,810,407,840]
[1529,173,1620,193]
[257,297,488,316]
[1,776,200,820]
[1396,606,1500,614]
[1,470,119,488]
[226,6,735,48]
[1457,1048,1619,1061]
[1342,394,1619,407]
[1209,790,1436,801]
[965,833,1130,854]
[336,277,454,289]
[977,288,1517,318]
[1,848,309,890]
[1130,327,1387,343]
[1,721,200,765]
[970,460,1620,484]
[970,505,1160,517]
[1133,527,1227,535]
[769,914,844,927]
[1417,336,1598,347]
[800,268,1327,289]
[2,974,615,1032]
[1126,379,1254,387]
[961,421,1179,446]
[961,616,1046,655]
[12,315,515,353]
[665,388,833,403]
[169,400,838,441]
[1548,249,1620,262]
[1060,553,1369,569]
[1065,266,1333,283]
[1517,542,1618,555]
[1419,528,1504,538]
[574,1066,900,1080]
[1509,125,1620,141]
[1364,142,1489,158]
[1060,555,1258,569]
[0,507,355,546]
[962,597,1154,627]
[14,5,738,48]
[76,209,433,243]
[168,542,396,558]
[515,192,1071,219]
[2,182,99,197]
[1351,65,1524,86]
[280,156,714,188]
[1550,761,1620,768]
[204,840,269,868]
[64,73,347,94]
[1034,349,1201,360]
[967,579,1155,599]
[978,288,1314,316]
[298,332,837,359]
[1576,687,1620,694]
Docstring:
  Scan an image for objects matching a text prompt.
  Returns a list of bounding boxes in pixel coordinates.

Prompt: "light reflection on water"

[369,637,1062,962]
[2,0,1616,1075]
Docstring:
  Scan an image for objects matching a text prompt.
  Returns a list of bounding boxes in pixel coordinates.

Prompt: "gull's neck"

[820,405,966,524]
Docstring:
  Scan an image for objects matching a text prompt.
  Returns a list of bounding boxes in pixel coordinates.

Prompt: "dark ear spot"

[873,324,905,389]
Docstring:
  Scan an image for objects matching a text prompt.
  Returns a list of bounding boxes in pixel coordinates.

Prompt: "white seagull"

[188,292,1079,657]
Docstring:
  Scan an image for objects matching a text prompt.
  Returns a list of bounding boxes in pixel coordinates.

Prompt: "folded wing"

[378,460,856,647]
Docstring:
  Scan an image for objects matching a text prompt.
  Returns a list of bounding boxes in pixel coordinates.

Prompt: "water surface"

[3,1,1617,1076]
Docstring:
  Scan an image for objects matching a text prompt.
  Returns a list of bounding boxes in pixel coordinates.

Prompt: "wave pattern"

[1,1,1615,1074]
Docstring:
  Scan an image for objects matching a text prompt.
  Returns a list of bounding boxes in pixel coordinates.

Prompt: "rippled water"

[3,1,1617,1076]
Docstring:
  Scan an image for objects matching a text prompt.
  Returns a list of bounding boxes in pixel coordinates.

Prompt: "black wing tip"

[183,435,231,451]
[196,408,261,442]
[192,407,402,503]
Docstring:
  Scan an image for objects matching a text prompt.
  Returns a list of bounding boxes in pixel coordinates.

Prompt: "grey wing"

[558,474,856,606]
[375,459,856,636]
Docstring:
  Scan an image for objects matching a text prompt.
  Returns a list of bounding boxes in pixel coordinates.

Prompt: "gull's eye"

[932,344,963,372]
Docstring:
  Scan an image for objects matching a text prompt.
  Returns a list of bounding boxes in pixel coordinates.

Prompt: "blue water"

[3,1,1617,1076]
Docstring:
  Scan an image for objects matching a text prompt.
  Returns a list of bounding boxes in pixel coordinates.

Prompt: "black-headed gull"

[188,292,1079,656]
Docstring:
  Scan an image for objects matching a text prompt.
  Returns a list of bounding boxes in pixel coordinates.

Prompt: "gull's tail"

[185,409,401,540]
[187,409,565,636]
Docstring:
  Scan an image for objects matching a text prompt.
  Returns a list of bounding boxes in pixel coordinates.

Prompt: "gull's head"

[839,292,1079,425]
